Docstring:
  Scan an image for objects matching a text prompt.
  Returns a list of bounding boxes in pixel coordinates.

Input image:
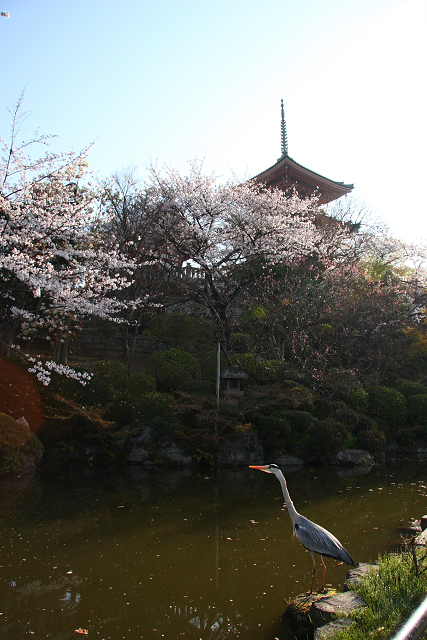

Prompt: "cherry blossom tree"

[143,162,323,352]
[0,94,135,380]
[98,167,180,367]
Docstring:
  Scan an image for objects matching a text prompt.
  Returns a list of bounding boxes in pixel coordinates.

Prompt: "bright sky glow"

[1,0,426,242]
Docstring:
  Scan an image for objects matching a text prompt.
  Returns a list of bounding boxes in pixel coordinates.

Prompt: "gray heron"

[250,464,356,593]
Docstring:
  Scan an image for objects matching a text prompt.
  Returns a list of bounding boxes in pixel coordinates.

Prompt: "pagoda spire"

[279,98,289,160]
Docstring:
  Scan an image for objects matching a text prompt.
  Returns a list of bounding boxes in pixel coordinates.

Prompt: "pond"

[1,457,427,640]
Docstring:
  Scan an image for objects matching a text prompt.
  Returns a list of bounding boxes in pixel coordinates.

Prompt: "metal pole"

[388,594,427,640]
[216,341,220,409]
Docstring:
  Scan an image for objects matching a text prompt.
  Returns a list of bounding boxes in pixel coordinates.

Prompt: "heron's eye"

[269,464,279,469]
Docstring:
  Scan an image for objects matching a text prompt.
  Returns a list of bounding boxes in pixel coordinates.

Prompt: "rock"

[16,416,30,429]
[343,562,378,591]
[135,425,154,446]
[285,588,367,636]
[127,427,155,463]
[284,591,333,636]
[127,446,150,463]
[0,411,43,477]
[415,529,427,546]
[216,433,263,466]
[315,617,354,639]
[310,591,367,628]
[274,454,305,467]
[396,518,421,536]
[158,436,193,466]
[334,449,374,466]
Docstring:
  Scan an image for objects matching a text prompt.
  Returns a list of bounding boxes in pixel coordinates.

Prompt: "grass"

[330,548,427,639]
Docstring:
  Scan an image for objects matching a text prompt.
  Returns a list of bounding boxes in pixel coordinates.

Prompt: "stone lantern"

[220,365,249,396]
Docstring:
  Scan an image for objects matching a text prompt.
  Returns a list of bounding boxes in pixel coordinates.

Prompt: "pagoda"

[253,100,353,205]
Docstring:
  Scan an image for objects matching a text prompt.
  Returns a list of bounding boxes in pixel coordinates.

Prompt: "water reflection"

[1,458,427,640]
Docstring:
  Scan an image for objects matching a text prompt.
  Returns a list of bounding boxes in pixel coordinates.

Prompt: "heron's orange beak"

[249,465,269,472]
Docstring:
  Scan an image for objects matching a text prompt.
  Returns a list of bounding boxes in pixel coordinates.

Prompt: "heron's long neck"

[277,472,299,524]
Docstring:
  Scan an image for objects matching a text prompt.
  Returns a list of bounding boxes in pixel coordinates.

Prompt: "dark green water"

[1,458,427,640]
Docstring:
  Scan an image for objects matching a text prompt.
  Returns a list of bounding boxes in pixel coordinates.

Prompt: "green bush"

[369,386,407,431]
[357,427,386,461]
[408,393,427,426]
[104,400,134,426]
[126,372,156,398]
[134,392,174,423]
[198,350,228,381]
[147,348,201,390]
[281,381,314,412]
[281,410,314,433]
[256,415,292,455]
[144,313,210,350]
[305,418,349,461]
[347,387,369,412]
[312,395,333,419]
[396,380,427,400]
[231,352,287,381]
[179,379,217,395]
[92,360,129,403]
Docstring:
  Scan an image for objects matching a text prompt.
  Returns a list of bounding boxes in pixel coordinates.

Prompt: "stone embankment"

[126,422,375,468]
[283,562,378,639]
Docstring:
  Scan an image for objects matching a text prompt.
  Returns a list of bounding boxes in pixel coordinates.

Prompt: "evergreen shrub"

[256,415,291,455]
[357,427,386,461]
[306,418,349,461]
[369,386,407,431]
[179,379,216,395]
[126,372,156,398]
[281,381,314,411]
[396,380,427,400]
[92,360,129,404]
[347,387,369,412]
[281,410,314,433]
[104,399,134,426]
[235,353,283,380]
[147,348,201,390]
[312,395,332,419]
[408,393,427,426]
[133,392,174,424]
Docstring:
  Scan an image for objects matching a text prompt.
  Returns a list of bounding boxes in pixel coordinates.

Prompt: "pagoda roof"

[252,154,354,204]
[252,100,354,205]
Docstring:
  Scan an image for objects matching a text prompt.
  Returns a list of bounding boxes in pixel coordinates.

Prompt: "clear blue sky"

[1,0,426,243]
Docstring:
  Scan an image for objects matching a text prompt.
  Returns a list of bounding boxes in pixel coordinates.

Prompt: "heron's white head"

[249,464,281,475]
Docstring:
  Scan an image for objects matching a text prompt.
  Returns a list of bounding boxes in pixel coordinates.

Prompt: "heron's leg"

[320,556,327,591]
[309,551,317,594]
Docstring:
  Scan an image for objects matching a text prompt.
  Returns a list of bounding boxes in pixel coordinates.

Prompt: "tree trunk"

[122,325,130,368]
[57,317,71,364]
[127,312,143,371]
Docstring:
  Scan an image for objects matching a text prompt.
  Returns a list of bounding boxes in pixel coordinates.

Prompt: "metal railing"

[388,594,427,640]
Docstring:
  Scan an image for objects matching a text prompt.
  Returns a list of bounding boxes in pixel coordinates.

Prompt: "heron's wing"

[294,516,356,566]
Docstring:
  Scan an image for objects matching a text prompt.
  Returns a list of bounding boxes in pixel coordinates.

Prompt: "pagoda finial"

[279,98,289,159]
